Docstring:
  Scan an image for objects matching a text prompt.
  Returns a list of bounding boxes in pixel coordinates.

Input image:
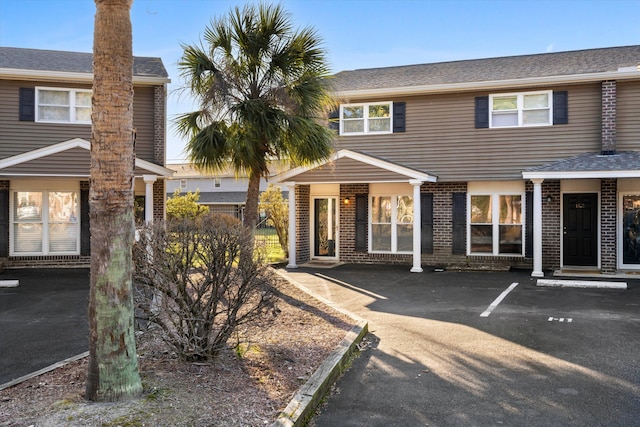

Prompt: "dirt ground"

[0,275,356,427]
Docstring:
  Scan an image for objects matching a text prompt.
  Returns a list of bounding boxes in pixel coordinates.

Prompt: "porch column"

[286,182,297,269]
[410,180,423,273]
[143,175,157,224]
[531,178,544,277]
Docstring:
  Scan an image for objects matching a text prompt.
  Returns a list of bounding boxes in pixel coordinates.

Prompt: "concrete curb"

[537,279,627,289]
[0,351,89,391]
[271,269,369,427]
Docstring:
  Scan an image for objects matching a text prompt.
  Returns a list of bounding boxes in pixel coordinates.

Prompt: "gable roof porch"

[273,149,436,273]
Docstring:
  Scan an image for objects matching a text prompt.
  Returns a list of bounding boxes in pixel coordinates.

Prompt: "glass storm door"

[314,197,337,257]
[622,195,640,267]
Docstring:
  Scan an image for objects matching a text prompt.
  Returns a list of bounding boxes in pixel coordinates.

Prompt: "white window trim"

[489,90,552,128]
[340,101,393,136]
[369,194,413,254]
[35,86,92,124]
[467,191,525,257]
[10,190,80,256]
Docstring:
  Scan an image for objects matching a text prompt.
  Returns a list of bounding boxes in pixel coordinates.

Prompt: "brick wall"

[339,183,368,262]
[295,185,310,264]
[541,180,561,270]
[601,178,617,273]
[601,80,617,154]
[153,179,165,221]
[153,85,166,165]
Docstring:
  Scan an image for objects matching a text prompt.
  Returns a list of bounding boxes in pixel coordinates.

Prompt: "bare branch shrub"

[133,214,276,361]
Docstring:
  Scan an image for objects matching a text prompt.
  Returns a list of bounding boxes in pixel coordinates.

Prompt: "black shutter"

[355,194,368,252]
[328,109,339,132]
[553,91,568,125]
[19,88,35,121]
[393,102,406,133]
[452,192,466,255]
[475,96,489,129]
[80,188,91,256]
[525,191,533,258]
[0,189,8,257]
[421,193,433,254]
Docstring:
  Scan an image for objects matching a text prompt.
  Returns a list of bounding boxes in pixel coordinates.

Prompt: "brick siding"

[601,80,617,154]
[601,178,617,273]
[541,180,561,270]
[295,185,310,264]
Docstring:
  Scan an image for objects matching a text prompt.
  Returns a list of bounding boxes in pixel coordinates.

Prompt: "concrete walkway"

[283,265,639,427]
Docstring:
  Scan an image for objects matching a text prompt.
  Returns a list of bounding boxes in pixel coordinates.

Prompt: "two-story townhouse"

[273,45,640,277]
[166,162,289,220]
[0,47,173,268]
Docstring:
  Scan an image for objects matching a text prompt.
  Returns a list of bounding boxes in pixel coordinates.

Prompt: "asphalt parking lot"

[0,269,89,386]
[283,265,640,427]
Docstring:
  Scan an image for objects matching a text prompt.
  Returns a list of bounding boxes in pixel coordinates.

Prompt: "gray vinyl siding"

[337,83,602,181]
[617,80,640,151]
[0,80,91,158]
[0,79,157,163]
[293,157,415,183]
[2,147,90,175]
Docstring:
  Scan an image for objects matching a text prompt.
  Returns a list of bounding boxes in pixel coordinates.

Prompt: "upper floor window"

[36,87,92,124]
[489,90,552,128]
[214,178,221,188]
[341,102,392,135]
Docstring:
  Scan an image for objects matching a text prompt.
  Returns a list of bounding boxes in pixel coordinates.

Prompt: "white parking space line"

[480,282,519,317]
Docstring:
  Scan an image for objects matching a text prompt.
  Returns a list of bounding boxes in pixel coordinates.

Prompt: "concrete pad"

[0,280,19,288]
[537,278,627,289]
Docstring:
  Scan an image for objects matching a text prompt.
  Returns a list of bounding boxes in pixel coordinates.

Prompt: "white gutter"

[0,68,170,85]
[336,70,640,98]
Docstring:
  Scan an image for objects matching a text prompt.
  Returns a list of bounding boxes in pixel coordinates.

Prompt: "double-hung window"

[370,195,413,253]
[469,194,523,255]
[36,87,92,124]
[341,102,392,135]
[490,90,551,128]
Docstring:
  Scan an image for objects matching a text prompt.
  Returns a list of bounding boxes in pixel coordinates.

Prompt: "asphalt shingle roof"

[332,45,640,92]
[0,47,168,78]
[525,151,640,173]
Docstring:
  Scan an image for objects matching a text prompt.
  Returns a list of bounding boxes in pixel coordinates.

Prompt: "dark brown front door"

[563,193,598,266]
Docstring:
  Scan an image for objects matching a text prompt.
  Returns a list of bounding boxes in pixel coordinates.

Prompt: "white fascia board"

[271,149,436,183]
[134,159,175,177]
[336,149,436,181]
[523,170,640,180]
[0,138,90,169]
[0,137,173,177]
[0,68,170,85]
[336,70,640,98]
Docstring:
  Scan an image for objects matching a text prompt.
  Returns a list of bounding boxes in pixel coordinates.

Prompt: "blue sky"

[1,0,639,161]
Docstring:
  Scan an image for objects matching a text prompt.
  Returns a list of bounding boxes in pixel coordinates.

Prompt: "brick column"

[601,179,617,273]
[295,185,310,264]
[601,80,616,155]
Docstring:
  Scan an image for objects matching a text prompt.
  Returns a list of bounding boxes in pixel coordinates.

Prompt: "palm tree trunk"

[243,170,262,230]
[86,0,142,401]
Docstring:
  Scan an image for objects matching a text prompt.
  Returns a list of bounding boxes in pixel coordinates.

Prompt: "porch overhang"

[0,138,174,178]
[522,151,640,180]
[271,149,437,184]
